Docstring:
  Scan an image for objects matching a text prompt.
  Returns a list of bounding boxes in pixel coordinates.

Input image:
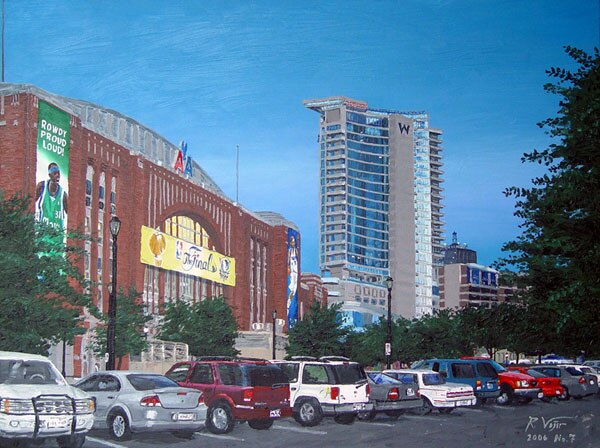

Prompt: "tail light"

[387,387,399,401]
[140,395,162,407]
[366,384,371,398]
[330,386,340,400]
[417,389,421,397]
[579,377,586,384]
[197,393,204,405]
[243,389,254,402]
[476,380,482,389]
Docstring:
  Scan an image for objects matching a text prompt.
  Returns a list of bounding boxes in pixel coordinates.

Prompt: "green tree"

[412,309,463,359]
[286,302,349,358]
[92,287,151,369]
[0,192,94,355]
[159,296,240,357]
[499,47,600,357]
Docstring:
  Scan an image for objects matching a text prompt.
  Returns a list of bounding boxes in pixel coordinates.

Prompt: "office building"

[304,96,444,322]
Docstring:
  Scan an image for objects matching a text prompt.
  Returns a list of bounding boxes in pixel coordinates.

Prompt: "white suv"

[0,351,95,448]
[384,369,476,414]
[274,356,372,426]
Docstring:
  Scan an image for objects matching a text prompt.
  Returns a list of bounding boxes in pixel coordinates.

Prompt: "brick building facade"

[0,84,299,376]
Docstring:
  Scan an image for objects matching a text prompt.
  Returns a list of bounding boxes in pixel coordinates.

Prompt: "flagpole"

[236,144,239,205]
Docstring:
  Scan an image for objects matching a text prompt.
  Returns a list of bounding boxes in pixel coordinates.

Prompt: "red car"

[508,366,566,401]
[166,357,292,434]
[461,357,542,405]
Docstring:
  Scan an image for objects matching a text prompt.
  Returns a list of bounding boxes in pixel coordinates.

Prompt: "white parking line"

[356,421,395,427]
[403,415,437,420]
[490,405,514,410]
[273,423,328,435]
[86,436,129,448]
[196,432,245,441]
[460,407,484,413]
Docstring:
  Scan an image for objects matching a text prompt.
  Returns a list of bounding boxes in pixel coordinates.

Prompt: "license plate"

[269,409,281,418]
[590,380,595,385]
[43,416,70,429]
[177,412,194,421]
[406,388,415,396]
[457,400,472,406]
[487,382,495,389]
[537,392,544,398]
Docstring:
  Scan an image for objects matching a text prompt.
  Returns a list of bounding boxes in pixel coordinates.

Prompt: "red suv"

[165,357,292,434]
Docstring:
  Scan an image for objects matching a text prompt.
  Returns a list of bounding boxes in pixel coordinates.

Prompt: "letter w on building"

[398,123,410,135]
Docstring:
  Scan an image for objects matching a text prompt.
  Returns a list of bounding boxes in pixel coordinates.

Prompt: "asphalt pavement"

[40,395,600,448]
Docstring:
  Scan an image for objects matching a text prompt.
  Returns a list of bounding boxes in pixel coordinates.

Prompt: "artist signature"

[525,416,576,444]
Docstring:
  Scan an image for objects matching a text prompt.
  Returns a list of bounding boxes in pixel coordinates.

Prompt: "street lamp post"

[272,310,277,359]
[106,216,121,371]
[385,276,394,369]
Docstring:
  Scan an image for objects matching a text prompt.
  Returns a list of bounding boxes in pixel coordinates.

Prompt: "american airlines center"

[0,84,300,376]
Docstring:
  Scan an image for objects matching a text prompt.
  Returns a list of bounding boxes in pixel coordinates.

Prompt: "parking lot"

[48,395,599,448]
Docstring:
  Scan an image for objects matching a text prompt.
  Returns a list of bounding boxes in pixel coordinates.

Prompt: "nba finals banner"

[35,101,70,231]
[140,226,236,286]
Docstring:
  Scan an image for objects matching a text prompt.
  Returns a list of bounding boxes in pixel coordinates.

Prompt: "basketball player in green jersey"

[35,162,68,230]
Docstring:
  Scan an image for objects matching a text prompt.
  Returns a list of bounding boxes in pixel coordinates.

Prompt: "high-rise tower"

[304,97,444,321]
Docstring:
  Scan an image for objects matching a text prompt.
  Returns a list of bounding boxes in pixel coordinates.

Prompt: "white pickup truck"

[0,351,95,447]
[274,356,372,426]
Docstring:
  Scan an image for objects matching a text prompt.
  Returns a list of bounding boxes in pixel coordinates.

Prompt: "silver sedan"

[74,371,206,441]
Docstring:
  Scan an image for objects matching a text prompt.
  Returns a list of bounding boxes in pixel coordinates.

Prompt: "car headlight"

[74,398,95,414]
[1,398,35,415]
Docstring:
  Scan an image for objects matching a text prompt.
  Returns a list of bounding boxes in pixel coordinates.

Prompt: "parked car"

[583,360,600,369]
[411,358,500,404]
[559,365,600,394]
[540,354,574,364]
[358,371,421,419]
[384,369,476,414]
[166,357,291,434]
[273,356,371,426]
[507,366,565,401]
[0,351,95,448]
[75,371,206,441]
[529,365,599,400]
[462,358,542,405]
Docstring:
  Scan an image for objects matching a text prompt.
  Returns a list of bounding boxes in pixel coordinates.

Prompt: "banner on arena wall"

[140,226,235,286]
[35,101,70,231]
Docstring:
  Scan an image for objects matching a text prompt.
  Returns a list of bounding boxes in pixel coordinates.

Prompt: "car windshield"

[242,364,288,386]
[0,359,66,385]
[422,373,445,385]
[368,372,401,384]
[332,364,367,384]
[127,374,179,390]
[526,370,546,379]
[277,363,299,382]
[489,360,507,373]
[564,367,584,376]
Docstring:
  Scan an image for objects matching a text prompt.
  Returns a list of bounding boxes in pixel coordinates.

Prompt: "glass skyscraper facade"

[304,97,444,321]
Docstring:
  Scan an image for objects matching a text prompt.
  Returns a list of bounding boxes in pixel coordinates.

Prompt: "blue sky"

[4,1,598,273]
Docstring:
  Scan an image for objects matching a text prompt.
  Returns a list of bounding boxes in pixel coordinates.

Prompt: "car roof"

[384,369,437,375]
[0,351,49,362]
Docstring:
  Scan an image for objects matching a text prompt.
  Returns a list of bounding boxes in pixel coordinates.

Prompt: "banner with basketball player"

[140,226,236,286]
[35,101,70,231]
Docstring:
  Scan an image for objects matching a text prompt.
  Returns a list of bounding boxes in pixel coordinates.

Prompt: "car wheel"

[557,387,570,401]
[573,395,583,400]
[384,410,405,419]
[248,419,274,430]
[519,397,533,404]
[57,434,86,448]
[206,402,235,434]
[357,410,377,420]
[475,397,488,406]
[414,398,433,415]
[334,413,356,425]
[293,398,323,427]
[496,387,513,406]
[439,408,454,414]
[171,430,196,439]
[109,411,132,441]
